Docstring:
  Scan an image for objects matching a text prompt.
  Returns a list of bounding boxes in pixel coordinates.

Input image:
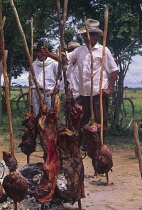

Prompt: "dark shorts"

[76,95,109,129]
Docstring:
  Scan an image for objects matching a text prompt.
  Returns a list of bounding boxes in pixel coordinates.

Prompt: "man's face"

[82,32,98,46]
[36,49,47,61]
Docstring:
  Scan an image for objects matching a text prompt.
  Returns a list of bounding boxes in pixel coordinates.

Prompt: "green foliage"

[1,0,141,80]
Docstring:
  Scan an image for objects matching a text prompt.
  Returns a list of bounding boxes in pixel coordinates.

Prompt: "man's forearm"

[48,52,59,61]
[108,70,119,90]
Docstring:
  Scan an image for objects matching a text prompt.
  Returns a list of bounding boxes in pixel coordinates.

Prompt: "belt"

[39,88,50,92]
[39,88,51,97]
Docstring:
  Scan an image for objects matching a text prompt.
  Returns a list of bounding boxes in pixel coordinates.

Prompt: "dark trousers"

[76,95,109,128]
[76,95,109,146]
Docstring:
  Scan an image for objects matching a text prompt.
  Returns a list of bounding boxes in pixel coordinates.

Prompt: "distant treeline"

[126,87,142,91]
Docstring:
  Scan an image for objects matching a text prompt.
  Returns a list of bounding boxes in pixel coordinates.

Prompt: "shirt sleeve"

[67,49,78,65]
[53,61,59,76]
[105,48,119,74]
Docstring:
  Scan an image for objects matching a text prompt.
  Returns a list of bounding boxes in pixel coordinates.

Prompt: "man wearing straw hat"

[32,40,59,116]
[66,41,81,99]
[41,19,119,139]
[73,19,119,128]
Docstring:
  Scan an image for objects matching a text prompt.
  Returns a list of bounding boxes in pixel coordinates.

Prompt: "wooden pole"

[84,16,94,125]
[9,0,43,107]
[30,17,33,62]
[133,121,142,178]
[99,6,108,144]
[28,17,34,114]
[55,0,68,94]
[43,41,46,102]
[0,3,14,155]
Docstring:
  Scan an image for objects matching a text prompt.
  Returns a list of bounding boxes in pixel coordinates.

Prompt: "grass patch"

[0,88,142,153]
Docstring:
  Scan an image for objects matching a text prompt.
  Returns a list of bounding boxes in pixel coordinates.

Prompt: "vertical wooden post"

[0,3,14,155]
[99,6,108,144]
[84,16,94,125]
[133,121,142,178]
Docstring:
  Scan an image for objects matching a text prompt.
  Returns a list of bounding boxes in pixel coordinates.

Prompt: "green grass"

[124,90,142,127]
[0,88,142,152]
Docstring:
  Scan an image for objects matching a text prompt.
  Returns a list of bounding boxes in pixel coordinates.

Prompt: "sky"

[124,55,142,88]
[3,54,142,88]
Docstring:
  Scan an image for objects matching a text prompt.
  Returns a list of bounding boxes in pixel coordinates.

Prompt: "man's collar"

[92,42,100,49]
[85,42,100,50]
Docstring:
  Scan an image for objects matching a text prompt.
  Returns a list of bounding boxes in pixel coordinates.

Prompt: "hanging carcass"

[35,83,60,204]
[19,110,38,164]
[56,84,85,204]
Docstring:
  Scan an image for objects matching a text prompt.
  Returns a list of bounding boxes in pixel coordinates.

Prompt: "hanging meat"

[83,123,113,184]
[2,151,28,208]
[93,145,113,184]
[64,86,83,131]
[35,83,60,204]
[19,110,38,163]
[58,128,85,203]
[55,84,85,204]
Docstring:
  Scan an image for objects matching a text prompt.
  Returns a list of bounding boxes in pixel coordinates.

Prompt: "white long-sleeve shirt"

[32,57,58,90]
[67,62,79,98]
[67,42,119,96]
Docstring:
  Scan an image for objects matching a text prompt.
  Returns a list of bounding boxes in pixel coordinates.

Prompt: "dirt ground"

[0,137,142,210]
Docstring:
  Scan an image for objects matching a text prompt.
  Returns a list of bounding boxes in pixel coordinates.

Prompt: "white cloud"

[12,72,29,86]
[124,55,142,88]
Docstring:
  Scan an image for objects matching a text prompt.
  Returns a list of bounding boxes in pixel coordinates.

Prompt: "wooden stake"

[27,17,34,114]
[55,0,68,94]
[43,41,46,102]
[133,121,142,178]
[0,3,14,155]
[10,0,43,107]
[99,6,109,144]
[84,16,94,125]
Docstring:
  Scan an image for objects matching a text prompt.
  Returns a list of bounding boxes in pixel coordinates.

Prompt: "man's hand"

[102,88,112,96]
[40,46,59,61]
[40,46,50,56]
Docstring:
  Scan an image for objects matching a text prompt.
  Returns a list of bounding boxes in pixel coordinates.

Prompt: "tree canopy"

[0,0,142,86]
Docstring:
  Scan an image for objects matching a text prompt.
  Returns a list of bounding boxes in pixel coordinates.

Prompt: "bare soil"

[0,135,142,210]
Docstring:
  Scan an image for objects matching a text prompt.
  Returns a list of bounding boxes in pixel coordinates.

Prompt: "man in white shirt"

[67,19,119,131]
[32,41,59,116]
[40,19,119,139]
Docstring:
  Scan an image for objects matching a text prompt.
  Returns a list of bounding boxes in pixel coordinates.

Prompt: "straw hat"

[78,19,103,36]
[67,41,81,51]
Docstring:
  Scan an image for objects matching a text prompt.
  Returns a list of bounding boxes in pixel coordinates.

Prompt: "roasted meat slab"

[35,84,60,204]
[83,122,113,184]
[64,87,83,131]
[2,151,28,204]
[19,111,38,162]
[58,128,85,203]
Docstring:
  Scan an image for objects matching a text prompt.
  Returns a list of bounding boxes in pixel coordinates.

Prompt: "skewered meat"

[51,81,61,120]
[2,151,28,204]
[83,122,113,184]
[53,83,85,204]
[58,128,85,203]
[83,122,101,160]
[19,111,38,160]
[35,84,60,204]
[93,145,113,184]
[64,86,83,131]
